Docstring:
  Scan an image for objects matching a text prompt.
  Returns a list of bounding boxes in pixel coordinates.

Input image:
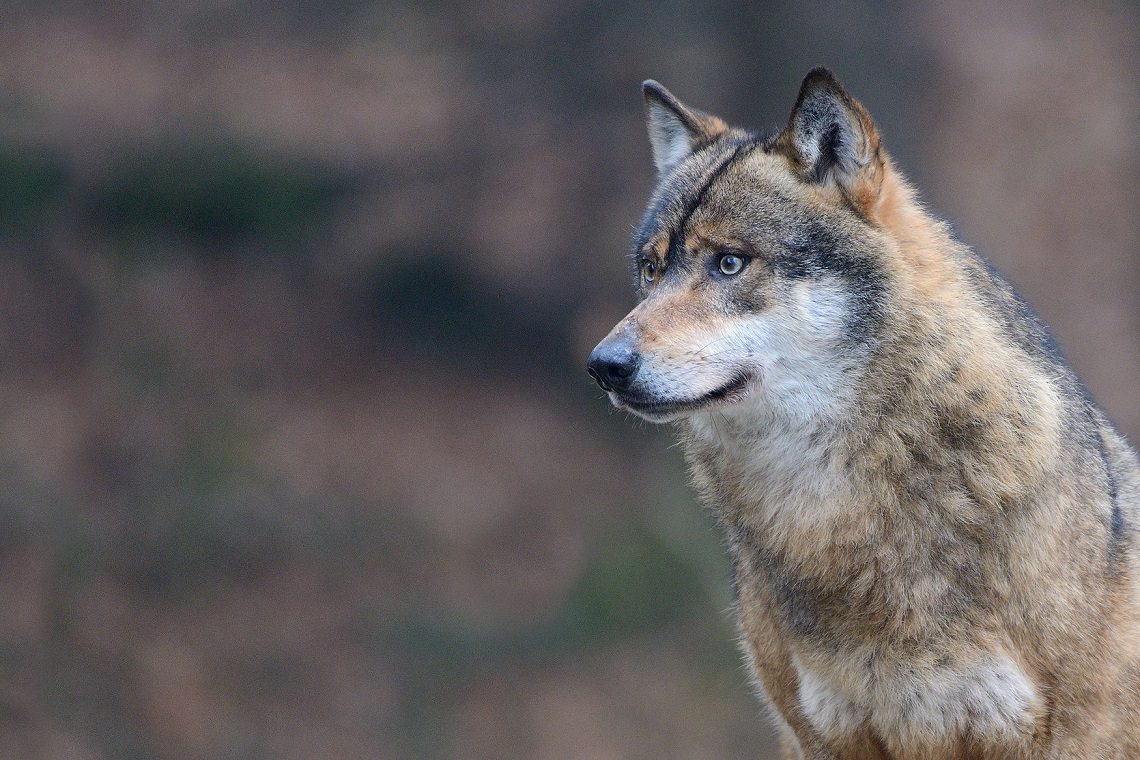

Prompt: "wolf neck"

[680,167,1065,587]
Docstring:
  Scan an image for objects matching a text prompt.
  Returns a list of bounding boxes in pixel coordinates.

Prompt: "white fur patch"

[795,653,1040,747]
[676,280,862,523]
[637,278,859,425]
[796,663,868,738]
[873,655,1040,746]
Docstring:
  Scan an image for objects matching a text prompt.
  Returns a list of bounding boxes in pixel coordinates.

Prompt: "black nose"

[587,338,641,393]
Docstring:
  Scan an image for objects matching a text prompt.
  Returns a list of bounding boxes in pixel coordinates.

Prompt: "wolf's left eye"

[640,259,659,284]
[718,253,746,276]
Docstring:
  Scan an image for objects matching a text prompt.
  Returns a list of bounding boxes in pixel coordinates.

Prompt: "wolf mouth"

[617,372,754,418]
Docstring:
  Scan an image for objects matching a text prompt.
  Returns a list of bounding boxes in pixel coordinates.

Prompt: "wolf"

[586,68,1140,759]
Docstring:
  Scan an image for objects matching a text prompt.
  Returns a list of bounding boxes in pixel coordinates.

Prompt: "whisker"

[691,336,729,355]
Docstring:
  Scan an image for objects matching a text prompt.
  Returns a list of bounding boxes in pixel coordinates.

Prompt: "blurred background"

[0,1,1136,758]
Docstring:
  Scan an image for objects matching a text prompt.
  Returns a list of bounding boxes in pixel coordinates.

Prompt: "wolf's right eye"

[640,260,658,284]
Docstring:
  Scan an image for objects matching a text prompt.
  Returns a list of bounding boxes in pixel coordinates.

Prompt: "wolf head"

[588,68,899,424]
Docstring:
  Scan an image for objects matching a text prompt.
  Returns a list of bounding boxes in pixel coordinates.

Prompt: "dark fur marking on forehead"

[666,136,765,270]
[634,143,727,253]
[778,221,885,344]
[633,133,768,264]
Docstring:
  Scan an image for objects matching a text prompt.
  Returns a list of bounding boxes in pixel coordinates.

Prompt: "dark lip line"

[618,373,754,417]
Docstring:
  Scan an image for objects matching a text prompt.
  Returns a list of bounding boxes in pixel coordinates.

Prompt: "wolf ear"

[643,80,727,175]
[783,68,883,208]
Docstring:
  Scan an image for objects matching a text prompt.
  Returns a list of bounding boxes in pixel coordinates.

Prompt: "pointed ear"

[642,80,727,175]
[783,68,883,209]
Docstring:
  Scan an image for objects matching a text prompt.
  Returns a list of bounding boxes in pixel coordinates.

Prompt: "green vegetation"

[0,144,69,234]
[89,140,355,255]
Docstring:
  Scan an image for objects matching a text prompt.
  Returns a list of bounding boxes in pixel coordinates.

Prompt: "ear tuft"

[785,67,881,191]
[642,80,726,175]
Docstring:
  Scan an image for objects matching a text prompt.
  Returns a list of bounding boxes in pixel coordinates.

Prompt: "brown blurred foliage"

[0,1,1135,758]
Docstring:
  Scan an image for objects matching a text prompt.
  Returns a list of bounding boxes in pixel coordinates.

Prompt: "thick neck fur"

[679,159,1070,644]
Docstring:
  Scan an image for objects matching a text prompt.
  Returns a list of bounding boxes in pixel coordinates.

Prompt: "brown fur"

[589,69,1140,758]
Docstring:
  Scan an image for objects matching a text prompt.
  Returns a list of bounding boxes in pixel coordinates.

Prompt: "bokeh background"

[0,1,1136,758]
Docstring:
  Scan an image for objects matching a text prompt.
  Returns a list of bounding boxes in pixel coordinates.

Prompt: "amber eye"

[640,259,658,284]
[718,253,745,276]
